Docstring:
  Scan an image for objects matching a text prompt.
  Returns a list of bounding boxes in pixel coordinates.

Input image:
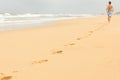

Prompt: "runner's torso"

[107,5,113,12]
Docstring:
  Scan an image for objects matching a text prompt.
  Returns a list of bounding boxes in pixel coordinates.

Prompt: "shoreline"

[0,14,97,32]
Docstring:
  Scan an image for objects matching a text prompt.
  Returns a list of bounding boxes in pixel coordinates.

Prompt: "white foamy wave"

[0,13,95,31]
[0,13,94,23]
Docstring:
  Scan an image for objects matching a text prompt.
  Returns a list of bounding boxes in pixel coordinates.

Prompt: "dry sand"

[0,15,120,80]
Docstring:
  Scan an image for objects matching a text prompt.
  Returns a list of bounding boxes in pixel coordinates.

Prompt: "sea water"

[0,13,94,31]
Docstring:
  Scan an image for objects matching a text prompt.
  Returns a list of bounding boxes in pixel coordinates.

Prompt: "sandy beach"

[0,15,120,80]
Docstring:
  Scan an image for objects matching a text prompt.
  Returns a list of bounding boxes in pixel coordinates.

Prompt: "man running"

[106,1,114,23]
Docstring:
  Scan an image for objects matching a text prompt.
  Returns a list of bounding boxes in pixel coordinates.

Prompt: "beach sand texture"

[0,15,120,80]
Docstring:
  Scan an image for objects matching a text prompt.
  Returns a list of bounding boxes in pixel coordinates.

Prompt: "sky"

[0,0,119,14]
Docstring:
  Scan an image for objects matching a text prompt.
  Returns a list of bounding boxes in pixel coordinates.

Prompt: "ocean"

[0,13,95,31]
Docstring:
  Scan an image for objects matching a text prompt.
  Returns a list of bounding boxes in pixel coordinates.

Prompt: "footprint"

[89,31,94,33]
[82,33,92,38]
[64,43,75,46]
[76,31,94,41]
[32,59,48,64]
[0,73,4,76]
[0,74,12,80]
[77,33,92,40]
[87,33,92,36]
[52,50,63,55]
[76,37,83,40]
[69,43,75,46]
[1,76,12,80]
